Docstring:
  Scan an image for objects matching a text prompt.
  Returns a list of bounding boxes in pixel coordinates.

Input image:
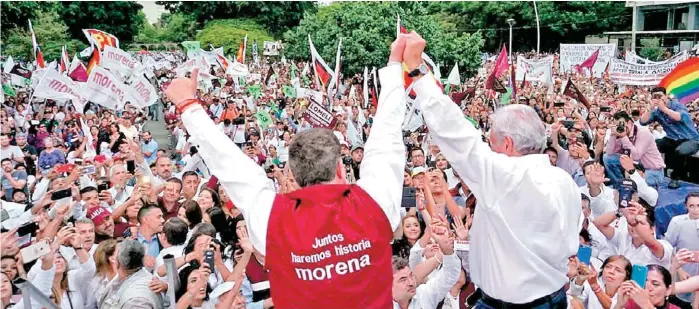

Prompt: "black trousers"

[656,137,699,181]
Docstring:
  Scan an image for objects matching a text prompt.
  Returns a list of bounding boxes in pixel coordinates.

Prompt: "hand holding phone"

[126,160,136,174]
[20,240,51,263]
[204,250,215,273]
[577,245,593,266]
[631,265,648,289]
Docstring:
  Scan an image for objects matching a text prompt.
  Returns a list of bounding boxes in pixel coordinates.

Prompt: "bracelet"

[176,98,200,113]
[591,285,602,294]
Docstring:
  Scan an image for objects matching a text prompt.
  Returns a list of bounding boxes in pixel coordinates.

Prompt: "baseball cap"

[340,141,350,148]
[411,166,427,177]
[351,145,364,153]
[87,207,112,227]
[15,132,26,138]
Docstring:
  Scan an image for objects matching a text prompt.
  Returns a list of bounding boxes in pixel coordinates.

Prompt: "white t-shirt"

[609,226,673,268]
[0,145,24,163]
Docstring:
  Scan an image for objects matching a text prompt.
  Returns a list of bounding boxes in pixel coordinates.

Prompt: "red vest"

[266,184,393,309]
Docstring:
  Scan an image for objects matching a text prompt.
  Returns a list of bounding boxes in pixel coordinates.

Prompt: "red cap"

[87,207,111,226]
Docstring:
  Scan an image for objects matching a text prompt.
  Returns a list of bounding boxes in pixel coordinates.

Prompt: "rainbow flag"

[658,57,699,104]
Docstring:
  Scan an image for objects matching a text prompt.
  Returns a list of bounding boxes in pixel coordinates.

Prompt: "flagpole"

[533,1,540,54]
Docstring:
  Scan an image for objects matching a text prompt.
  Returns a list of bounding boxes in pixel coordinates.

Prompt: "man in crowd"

[406,31,581,307]
[604,111,665,188]
[664,191,699,307]
[137,204,165,260]
[141,131,159,164]
[1,158,27,201]
[0,134,24,165]
[641,87,699,188]
[164,34,409,308]
[99,239,164,308]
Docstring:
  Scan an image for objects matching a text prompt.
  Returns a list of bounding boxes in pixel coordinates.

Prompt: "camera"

[616,120,626,133]
[342,156,352,166]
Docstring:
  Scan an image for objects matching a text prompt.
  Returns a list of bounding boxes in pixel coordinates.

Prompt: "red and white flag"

[397,15,442,98]
[60,45,70,74]
[308,35,335,92]
[485,44,508,90]
[82,29,120,75]
[68,55,88,83]
[28,19,45,68]
[236,35,248,64]
[575,48,599,75]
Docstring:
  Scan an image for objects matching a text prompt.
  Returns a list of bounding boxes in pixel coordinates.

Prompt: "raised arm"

[355,38,408,232]
[166,68,275,255]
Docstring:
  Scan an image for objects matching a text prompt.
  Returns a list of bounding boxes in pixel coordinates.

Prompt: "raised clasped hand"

[165,67,200,110]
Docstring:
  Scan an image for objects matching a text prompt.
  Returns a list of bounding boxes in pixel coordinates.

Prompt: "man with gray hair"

[403,32,581,308]
[165,35,409,308]
[99,239,164,309]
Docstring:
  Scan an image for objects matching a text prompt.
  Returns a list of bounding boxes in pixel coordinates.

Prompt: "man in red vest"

[165,36,410,308]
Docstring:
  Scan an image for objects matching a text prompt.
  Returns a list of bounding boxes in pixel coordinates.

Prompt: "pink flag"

[577,49,599,75]
[68,58,88,82]
[485,44,508,90]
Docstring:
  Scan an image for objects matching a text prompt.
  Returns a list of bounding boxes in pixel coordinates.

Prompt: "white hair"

[110,164,126,179]
[490,105,546,155]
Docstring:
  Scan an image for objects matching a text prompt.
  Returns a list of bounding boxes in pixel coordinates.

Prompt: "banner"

[516,55,553,84]
[303,100,337,129]
[101,45,138,76]
[610,51,689,86]
[84,66,127,110]
[125,75,158,108]
[32,69,87,110]
[263,41,282,56]
[245,73,262,84]
[559,44,616,77]
[625,50,660,65]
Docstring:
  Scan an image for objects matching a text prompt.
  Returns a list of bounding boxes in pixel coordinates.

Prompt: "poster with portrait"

[263,41,282,56]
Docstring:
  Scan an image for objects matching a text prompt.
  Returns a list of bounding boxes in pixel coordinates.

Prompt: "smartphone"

[204,250,215,273]
[51,188,72,201]
[401,187,417,208]
[554,102,565,107]
[126,160,136,174]
[618,179,634,209]
[600,106,612,112]
[631,265,648,288]
[561,120,576,128]
[577,245,593,266]
[17,221,38,236]
[20,240,50,263]
[74,158,83,165]
[83,165,96,175]
[98,183,109,193]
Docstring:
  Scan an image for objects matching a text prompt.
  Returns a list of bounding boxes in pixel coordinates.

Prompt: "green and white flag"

[3,84,16,97]
[255,109,273,128]
[500,87,512,105]
[247,85,262,99]
[282,85,296,98]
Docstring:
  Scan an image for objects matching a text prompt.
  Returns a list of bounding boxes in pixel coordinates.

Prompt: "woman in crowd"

[391,215,422,259]
[1,272,14,309]
[175,263,215,309]
[49,226,96,309]
[197,188,221,212]
[182,200,204,230]
[569,255,633,309]
[614,265,680,309]
[37,137,65,172]
[85,239,118,309]
[112,192,147,238]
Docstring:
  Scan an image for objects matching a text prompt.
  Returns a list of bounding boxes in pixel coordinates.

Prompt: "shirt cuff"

[378,65,404,91]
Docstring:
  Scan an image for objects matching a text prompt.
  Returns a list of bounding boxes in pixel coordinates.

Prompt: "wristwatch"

[627,169,636,175]
[408,63,429,78]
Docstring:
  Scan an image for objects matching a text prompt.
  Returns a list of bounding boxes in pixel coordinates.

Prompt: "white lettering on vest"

[294,254,371,281]
[311,233,344,249]
[334,239,372,256]
[290,250,332,264]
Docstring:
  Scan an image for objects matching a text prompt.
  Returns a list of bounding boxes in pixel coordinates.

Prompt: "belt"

[480,287,565,309]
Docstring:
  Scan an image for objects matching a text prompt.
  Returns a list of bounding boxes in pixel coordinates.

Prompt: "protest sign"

[624,50,661,64]
[559,44,616,77]
[125,74,158,108]
[84,66,127,110]
[228,62,249,76]
[246,73,262,84]
[263,41,282,56]
[610,51,688,86]
[32,69,87,111]
[303,100,337,129]
[255,109,273,128]
[101,45,138,76]
[282,85,297,98]
[516,55,553,85]
[247,85,262,99]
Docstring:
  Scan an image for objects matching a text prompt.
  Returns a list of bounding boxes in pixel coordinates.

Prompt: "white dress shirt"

[179,64,406,255]
[579,184,617,219]
[391,253,461,309]
[609,225,673,268]
[413,74,582,303]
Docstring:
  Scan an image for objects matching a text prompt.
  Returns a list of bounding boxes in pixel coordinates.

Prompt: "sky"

[138,1,167,24]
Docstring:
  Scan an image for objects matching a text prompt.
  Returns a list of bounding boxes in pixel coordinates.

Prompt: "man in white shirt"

[154,218,188,280]
[405,32,580,307]
[107,164,135,210]
[0,134,24,165]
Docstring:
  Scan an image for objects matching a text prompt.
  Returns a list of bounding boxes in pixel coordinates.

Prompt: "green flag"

[290,64,297,79]
[282,85,296,98]
[181,41,201,52]
[269,101,280,118]
[2,84,16,97]
[247,85,262,99]
[255,110,273,129]
[500,87,512,105]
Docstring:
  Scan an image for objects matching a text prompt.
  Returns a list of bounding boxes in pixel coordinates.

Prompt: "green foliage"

[196,19,274,57]
[0,1,56,36]
[56,1,144,44]
[282,2,484,76]
[133,12,197,44]
[156,1,317,37]
[425,1,631,52]
[1,10,87,62]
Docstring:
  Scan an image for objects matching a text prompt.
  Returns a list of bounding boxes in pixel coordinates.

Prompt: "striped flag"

[28,19,45,68]
[236,35,248,63]
[60,45,70,74]
[308,35,335,92]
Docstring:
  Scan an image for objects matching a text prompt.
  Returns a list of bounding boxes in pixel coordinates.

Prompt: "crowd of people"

[0,28,698,309]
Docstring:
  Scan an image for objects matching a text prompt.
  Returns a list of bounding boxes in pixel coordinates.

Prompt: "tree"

[1,10,87,62]
[426,1,631,52]
[0,1,56,37]
[157,1,317,36]
[133,12,197,45]
[196,19,274,57]
[282,2,484,76]
[56,1,144,44]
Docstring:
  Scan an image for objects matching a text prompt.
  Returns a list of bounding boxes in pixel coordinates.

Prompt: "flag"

[3,84,16,97]
[264,67,275,86]
[397,15,442,97]
[447,63,460,85]
[658,57,699,104]
[82,29,119,76]
[28,19,45,68]
[328,38,342,97]
[308,35,335,91]
[485,44,508,90]
[282,85,296,98]
[3,56,14,74]
[563,78,591,109]
[236,35,248,63]
[213,47,230,71]
[520,72,527,89]
[370,67,379,107]
[492,78,507,94]
[255,109,273,128]
[252,40,259,63]
[68,55,88,82]
[10,64,32,79]
[576,48,599,75]
[500,87,512,104]
[362,66,369,108]
[86,47,101,75]
[60,45,70,74]
[247,85,262,99]
[509,66,517,99]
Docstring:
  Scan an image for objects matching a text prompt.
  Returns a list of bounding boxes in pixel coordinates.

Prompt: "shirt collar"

[136,231,158,242]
